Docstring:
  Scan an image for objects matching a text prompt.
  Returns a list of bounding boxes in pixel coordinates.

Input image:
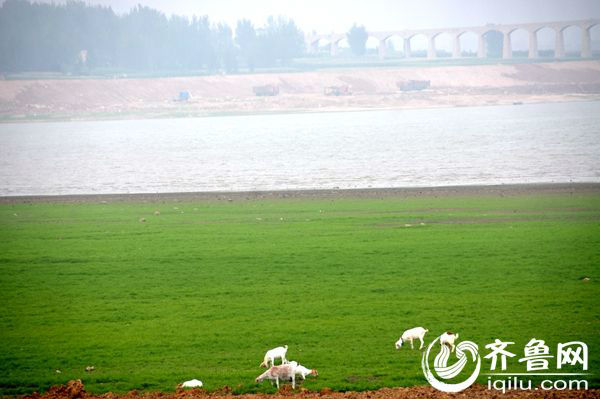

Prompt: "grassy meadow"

[0,190,599,395]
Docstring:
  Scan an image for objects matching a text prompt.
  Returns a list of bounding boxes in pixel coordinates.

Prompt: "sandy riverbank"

[2,183,599,204]
[1,61,600,122]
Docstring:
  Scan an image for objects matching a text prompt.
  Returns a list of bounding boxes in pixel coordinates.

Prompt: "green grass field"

[0,191,599,395]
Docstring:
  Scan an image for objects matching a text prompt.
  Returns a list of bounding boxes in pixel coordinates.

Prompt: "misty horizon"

[5,0,600,33]
[2,0,599,54]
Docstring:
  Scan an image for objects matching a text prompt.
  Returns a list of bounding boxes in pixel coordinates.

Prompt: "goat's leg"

[410,339,414,349]
[419,336,424,349]
[276,377,279,389]
[451,343,455,353]
[292,375,295,389]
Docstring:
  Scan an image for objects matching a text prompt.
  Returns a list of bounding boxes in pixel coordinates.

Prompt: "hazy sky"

[20,0,600,33]
[6,0,599,51]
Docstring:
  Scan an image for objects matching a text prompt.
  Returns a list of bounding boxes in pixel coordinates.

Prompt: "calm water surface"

[1,101,599,196]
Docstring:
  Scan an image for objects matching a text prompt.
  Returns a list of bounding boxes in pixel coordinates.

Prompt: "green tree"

[258,16,304,66]
[0,1,305,74]
[213,23,237,73]
[235,19,257,71]
[347,24,368,56]
[117,5,170,70]
[189,15,213,70]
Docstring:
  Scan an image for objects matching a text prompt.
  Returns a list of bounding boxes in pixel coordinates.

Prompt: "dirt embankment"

[1,61,600,121]
[2,183,600,204]
[17,380,600,399]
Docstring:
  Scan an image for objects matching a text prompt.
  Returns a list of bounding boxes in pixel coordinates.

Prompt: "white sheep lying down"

[395,326,429,350]
[260,345,288,368]
[179,379,203,388]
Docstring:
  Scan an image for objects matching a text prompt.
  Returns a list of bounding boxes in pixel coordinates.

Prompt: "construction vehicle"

[324,85,352,96]
[253,84,279,96]
[397,80,431,91]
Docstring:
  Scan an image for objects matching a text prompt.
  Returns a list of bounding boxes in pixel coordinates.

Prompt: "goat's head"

[395,338,403,349]
[310,369,318,376]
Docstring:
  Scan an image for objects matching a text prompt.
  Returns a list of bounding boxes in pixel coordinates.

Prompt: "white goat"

[395,326,428,350]
[294,364,318,380]
[440,332,459,352]
[260,345,288,368]
[256,364,296,389]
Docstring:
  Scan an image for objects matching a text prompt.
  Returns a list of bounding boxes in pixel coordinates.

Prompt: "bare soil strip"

[1,183,599,204]
[17,380,600,399]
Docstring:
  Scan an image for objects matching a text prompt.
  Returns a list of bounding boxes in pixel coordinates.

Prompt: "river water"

[1,101,599,196]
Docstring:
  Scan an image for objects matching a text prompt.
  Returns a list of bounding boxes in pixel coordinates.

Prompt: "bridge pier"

[477,34,485,58]
[452,34,461,58]
[502,31,512,59]
[528,30,538,58]
[379,39,387,59]
[403,38,411,58]
[582,27,592,58]
[428,36,436,59]
[554,28,565,58]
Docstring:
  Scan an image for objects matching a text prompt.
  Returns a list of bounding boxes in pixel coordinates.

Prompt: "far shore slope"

[1,60,600,122]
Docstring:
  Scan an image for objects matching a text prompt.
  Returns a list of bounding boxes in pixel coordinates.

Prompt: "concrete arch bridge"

[307,19,600,59]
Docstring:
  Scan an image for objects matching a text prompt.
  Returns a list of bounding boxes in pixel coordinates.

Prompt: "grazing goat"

[294,364,318,380]
[395,326,429,350]
[440,332,459,352]
[260,345,288,368]
[256,364,296,389]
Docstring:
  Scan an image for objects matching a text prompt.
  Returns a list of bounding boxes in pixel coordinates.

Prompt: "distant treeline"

[0,0,305,73]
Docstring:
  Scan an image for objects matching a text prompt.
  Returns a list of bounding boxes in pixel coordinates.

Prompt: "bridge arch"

[384,34,407,58]
[534,26,556,57]
[507,27,529,58]
[355,35,379,57]
[432,32,453,57]
[335,37,352,56]
[457,31,479,57]
[308,37,332,55]
[561,25,583,57]
[482,29,504,58]
[407,33,428,58]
